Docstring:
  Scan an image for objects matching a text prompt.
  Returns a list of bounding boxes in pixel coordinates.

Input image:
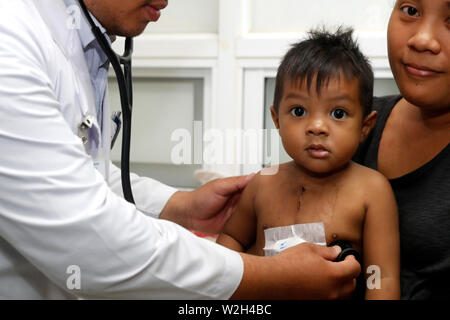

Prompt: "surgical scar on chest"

[297,186,306,211]
[295,184,338,222]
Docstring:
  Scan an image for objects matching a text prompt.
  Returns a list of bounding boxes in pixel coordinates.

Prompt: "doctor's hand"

[232,243,361,300]
[160,173,256,234]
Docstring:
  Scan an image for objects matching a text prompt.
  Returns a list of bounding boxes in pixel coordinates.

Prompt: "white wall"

[144,0,219,34]
[249,0,394,32]
[109,79,196,164]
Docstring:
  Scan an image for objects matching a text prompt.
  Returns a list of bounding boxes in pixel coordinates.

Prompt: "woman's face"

[388,0,450,112]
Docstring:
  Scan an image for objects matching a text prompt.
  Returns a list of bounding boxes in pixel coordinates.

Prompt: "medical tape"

[263,222,327,257]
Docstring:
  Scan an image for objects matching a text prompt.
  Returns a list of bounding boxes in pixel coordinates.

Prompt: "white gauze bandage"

[263,222,327,257]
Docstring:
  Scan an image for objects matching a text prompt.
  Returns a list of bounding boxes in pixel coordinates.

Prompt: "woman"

[354,0,450,299]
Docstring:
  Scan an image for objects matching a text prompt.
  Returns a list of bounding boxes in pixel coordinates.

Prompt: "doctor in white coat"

[0,0,361,299]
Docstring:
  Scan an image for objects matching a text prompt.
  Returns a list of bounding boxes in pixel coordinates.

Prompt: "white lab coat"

[0,0,243,299]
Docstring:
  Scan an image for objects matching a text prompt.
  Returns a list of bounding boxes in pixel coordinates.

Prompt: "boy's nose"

[306,119,329,136]
[407,22,441,54]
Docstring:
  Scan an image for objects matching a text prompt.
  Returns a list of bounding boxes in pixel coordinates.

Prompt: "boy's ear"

[270,106,280,129]
[360,111,377,142]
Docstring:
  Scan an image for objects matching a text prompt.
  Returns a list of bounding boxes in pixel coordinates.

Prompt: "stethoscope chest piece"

[328,240,361,264]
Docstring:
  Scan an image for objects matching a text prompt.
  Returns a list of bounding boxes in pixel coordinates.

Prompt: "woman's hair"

[273,26,374,117]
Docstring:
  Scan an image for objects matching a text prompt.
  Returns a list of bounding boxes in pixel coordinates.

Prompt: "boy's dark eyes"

[289,107,347,119]
[290,106,306,117]
[401,5,419,17]
[330,108,348,120]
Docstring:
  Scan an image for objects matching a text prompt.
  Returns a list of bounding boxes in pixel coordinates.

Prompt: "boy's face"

[271,75,376,175]
[388,0,450,111]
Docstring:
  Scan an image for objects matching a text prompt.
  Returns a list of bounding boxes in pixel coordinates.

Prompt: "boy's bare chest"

[251,181,365,254]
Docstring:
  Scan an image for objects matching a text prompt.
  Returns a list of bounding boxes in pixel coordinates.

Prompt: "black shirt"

[354,95,450,300]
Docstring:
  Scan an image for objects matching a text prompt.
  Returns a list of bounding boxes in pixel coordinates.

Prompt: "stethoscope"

[78,0,135,204]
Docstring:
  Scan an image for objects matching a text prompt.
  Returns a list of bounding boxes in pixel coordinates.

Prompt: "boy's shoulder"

[256,162,294,181]
[247,163,294,190]
[348,161,392,192]
[338,163,394,210]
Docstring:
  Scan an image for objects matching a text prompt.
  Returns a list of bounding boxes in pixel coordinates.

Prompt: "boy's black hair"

[273,26,374,118]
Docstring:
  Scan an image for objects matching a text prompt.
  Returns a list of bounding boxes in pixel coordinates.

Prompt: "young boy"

[217,28,400,299]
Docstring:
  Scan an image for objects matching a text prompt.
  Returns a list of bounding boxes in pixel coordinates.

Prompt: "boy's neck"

[290,161,351,186]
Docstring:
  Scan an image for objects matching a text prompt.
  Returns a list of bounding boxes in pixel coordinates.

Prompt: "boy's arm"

[363,172,400,300]
[216,173,260,252]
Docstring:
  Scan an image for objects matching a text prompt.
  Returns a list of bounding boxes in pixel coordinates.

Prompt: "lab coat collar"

[63,0,112,68]
[63,0,108,50]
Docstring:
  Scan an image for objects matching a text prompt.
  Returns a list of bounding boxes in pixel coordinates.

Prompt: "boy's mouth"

[306,144,330,159]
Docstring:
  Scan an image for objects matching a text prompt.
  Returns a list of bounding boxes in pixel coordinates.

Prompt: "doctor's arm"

[108,162,177,219]
[0,22,241,299]
[109,161,254,234]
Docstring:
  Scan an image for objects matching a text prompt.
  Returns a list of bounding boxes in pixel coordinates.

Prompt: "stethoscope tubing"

[78,0,135,204]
